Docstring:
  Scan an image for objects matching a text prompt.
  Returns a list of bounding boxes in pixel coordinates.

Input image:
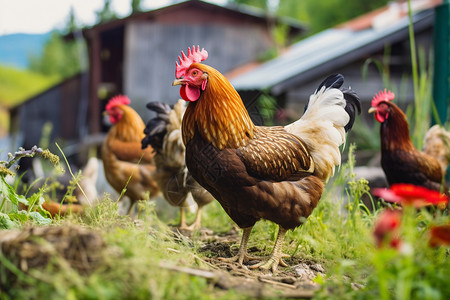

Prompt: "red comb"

[175,45,208,78]
[106,95,130,110]
[372,89,395,107]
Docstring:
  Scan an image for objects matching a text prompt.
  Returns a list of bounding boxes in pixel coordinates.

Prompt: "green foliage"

[1,142,448,299]
[257,92,277,125]
[0,146,63,228]
[28,31,84,79]
[229,0,390,34]
[0,63,60,134]
[0,173,52,230]
[313,146,450,300]
[95,0,118,24]
[131,0,144,14]
[301,0,389,34]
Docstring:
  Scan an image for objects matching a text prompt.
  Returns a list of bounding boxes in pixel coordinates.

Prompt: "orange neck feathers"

[182,63,255,149]
[111,105,146,142]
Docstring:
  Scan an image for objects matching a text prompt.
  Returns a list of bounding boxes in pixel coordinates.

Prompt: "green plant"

[0,147,60,228]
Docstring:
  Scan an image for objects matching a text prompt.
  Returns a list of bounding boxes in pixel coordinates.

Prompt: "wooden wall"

[123,21,272,119]
[10,73,89,149]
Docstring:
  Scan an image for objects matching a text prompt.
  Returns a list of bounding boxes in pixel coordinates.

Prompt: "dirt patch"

[0,225,105,289]
[171,227,324,298]
[0,224,323,298]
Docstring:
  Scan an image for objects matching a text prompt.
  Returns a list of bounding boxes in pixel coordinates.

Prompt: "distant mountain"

[0,33,51,69]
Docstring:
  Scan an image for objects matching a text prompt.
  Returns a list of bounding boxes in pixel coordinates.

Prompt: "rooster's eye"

[192,70,198,76]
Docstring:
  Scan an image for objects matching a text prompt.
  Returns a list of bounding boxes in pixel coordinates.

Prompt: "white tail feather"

[284,86,349,181]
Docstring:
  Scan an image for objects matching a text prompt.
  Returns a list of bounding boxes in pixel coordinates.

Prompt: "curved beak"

[368,107,376,114]
[172,78,185,86]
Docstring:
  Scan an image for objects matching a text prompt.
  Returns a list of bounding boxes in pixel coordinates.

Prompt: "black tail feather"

[305,74,345,113]
[305,74,361,132]
[146,102,171,115]
[141,102,173,151]
[316,74,344,91]
[342,89,361,132]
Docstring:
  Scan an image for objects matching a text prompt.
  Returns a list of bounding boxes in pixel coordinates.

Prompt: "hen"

[172,46,361,271]
[141,99,214,230]
[102,95,159,214]
[368,90,450,195]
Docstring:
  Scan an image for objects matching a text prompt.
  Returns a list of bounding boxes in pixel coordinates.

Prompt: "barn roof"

[230,2,438,95]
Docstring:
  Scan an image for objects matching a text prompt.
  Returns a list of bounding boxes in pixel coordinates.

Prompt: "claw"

[217,226,254,266]
[248,252,289,273]
[218,252,260,266]
[249,226,289,273]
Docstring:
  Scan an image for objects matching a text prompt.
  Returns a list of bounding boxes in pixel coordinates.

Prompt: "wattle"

[180,84,200,102]
[376,112,387,123]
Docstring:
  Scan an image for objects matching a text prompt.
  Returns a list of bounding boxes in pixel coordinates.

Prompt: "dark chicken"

[369,90,450,195]
[142,100,214,230]
[172,46,361,271]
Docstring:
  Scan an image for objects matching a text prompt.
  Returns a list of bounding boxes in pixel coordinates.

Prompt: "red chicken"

[102,95,159,214]
[172,46,361,271]
[368,90,450,195]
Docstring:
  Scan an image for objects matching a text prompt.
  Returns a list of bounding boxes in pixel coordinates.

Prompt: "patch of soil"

[172,228,325,298]
[0,225,105,290]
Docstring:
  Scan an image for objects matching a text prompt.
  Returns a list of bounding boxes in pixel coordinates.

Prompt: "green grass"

[0,64,60,107]
[1,144,449,299]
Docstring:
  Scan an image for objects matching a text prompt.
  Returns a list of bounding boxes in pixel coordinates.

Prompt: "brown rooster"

[101,95,159,214]
[368,90,450,194]
[141,100,214,230]
[172,46,361,272]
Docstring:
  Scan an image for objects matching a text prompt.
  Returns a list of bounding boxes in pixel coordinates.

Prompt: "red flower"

[373,209,402,249]
[372,184,449,208]
[429,224,450,247]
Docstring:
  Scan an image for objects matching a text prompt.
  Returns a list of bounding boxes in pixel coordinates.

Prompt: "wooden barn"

[9,73,89,151]
[8,0,305,163]
[81,0,305,133]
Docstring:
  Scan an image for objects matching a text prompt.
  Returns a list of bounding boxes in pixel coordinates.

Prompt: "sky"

[0,0,225,36]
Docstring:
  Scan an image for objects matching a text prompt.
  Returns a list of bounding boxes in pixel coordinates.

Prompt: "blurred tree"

[28,32,82,79]
[231,0,268,10]
[228,0,389,34]
[95,0,117,24]
[66,7,78,33]
[131,0,144,14]
[28,8,86,79]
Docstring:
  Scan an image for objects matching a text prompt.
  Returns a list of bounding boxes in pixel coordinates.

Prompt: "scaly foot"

[218,252,260,265]
[249,226,289,273]
[248,253,290,273]
[218,226,255,266]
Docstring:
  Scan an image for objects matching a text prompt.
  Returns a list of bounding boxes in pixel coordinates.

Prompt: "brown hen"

[369,90,450,195]
[101,95,159,214]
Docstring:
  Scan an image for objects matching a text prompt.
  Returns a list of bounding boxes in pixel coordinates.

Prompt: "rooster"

[172,46,361,272]
[368,90,450,195]
[102,95,159,214]
[141,100,214,230]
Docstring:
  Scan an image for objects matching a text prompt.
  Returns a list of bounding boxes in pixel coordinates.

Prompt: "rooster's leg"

[249,226,289,273]
[218,226,260,265]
